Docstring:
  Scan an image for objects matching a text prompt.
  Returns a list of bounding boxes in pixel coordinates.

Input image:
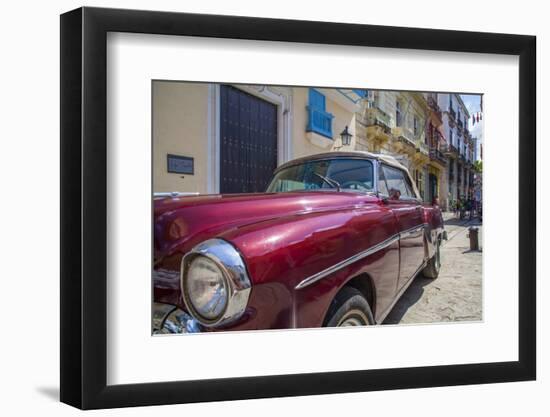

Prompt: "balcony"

[449,107,456,120]
[457,119,463,131]
[427,95,442,120]
[391,126,416,155]
[363,106,392,147]
[365,106,392,132]
[429,148,447,166]
[392,126,416,146]
[441,143,458,157]
[413,139,430,165]
[427,94,439,110]
[417,140,429,155]
[306,106,334,139]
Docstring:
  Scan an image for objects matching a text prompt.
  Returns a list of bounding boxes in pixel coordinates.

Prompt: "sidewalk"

[384,216,482,324]
[442,210,477,223]
[441,211,482,244]
[442,211,457,222]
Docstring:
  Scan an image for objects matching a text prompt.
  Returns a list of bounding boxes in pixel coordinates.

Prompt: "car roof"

[274,151,409,173]
[274,151,421,200]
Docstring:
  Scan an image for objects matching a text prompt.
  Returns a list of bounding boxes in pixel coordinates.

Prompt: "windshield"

[266,158,374,193]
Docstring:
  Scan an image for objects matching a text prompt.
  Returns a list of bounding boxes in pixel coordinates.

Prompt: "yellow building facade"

[356,91,434,202]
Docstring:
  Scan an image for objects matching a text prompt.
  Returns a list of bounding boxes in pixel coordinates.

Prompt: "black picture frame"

[60,6,536,410]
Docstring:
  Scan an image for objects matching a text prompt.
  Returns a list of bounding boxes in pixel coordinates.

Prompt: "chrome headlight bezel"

[181,239,252,327]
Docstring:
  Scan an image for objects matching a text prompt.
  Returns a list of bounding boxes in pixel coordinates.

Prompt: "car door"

[379,164,425,291]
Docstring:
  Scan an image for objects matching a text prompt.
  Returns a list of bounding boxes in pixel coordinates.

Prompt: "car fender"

[221,203,400,328]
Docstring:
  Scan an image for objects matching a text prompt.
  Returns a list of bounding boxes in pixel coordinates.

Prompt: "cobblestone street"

[384,214,483,325]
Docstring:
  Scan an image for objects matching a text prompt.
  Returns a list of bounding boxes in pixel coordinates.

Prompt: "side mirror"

[378,193,389,204]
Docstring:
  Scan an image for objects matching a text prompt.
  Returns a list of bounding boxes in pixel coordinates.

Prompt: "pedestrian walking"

[466,198,473,220]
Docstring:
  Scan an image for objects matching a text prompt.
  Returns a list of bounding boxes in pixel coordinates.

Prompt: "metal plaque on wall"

[167,154,194,175]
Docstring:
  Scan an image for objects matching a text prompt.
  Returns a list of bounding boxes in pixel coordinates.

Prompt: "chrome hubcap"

[337,309,369,327]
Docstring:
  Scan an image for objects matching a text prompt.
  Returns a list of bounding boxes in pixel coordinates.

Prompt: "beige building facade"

[153,81,361,194]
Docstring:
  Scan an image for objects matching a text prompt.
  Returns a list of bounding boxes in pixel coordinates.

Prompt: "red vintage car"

[153,151,446,333]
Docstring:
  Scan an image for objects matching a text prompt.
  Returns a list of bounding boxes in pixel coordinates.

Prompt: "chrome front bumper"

[153,303,202,334]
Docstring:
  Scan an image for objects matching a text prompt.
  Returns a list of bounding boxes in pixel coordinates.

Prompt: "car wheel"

[423,237,441,279]
[324,286,374,327]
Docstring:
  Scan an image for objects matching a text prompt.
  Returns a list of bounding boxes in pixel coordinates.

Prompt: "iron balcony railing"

[427,95,439,110]
[441,143,458,155]
[429,149,447,165]
[449,107,456,120]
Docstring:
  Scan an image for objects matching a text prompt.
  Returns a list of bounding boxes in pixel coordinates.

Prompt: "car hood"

[154,191,377,261]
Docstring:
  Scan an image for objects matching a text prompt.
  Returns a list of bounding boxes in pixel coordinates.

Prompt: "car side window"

[381,165,412,200]
[377,166,389,196]
[403,173,418,200]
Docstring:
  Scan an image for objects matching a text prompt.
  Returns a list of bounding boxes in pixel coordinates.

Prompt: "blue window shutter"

[307,88,333,139]
[309,88,326,110]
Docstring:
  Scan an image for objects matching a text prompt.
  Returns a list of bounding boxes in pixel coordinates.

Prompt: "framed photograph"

[60,6,536,409]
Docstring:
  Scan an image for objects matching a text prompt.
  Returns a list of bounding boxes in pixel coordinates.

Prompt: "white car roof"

[276,151,406,171]
[275,151,421,200]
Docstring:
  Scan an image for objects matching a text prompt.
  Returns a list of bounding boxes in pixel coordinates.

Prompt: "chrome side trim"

[154,192,200,198]
[295,234,400,290]
[399,223,428,240]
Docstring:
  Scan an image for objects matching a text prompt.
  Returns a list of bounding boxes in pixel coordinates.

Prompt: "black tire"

[324,286,374,327]
[423,236,441,279]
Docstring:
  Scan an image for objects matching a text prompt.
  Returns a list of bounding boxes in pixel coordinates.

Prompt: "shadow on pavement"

[444,217,466,226]
[444,215,482,227]
[383,275,433,324]
[462,249,482,254]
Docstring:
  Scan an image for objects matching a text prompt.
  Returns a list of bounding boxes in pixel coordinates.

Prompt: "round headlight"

[185,256,228,321]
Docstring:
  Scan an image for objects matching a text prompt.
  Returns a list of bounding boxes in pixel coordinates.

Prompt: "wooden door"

[220,85,278,193]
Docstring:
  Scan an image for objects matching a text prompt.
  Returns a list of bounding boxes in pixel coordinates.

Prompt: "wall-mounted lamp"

[340,125,352,146]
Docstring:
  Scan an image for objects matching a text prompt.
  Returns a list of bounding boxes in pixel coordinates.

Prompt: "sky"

[460,94,483,160]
